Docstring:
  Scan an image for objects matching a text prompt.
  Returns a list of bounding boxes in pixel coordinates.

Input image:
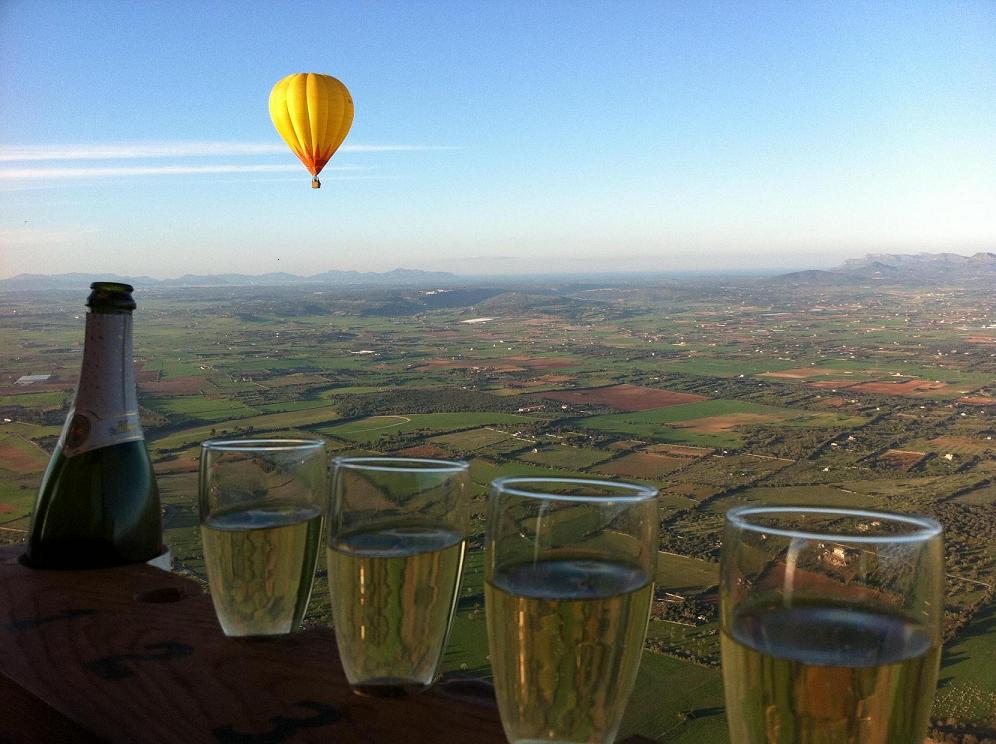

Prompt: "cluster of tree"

[657,518,722,561]
[329,387,523,417]
[750,428,860,462]
[928,720,996,744]
[0,404,67,427]
[649,597,717,625]
[943,588,995,643]
[642,637,719,668]
[923,502,996,566]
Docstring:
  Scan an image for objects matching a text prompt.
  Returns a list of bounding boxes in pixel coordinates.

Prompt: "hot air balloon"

[269,73,354,189]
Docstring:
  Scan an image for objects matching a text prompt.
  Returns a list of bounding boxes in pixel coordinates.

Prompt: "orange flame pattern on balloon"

[269,73,354,183]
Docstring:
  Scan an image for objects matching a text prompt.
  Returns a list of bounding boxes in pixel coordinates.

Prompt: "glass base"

[350,678,432,698]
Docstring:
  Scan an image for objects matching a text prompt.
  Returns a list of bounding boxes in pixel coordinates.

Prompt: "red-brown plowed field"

[645,444,713,457]
[672,413,782,433]
[536,384,706,412]
[135,369,162,383]
[816,397,848,408]
[0,504,14,513]
[594,453,688,479]
[848,380,947,396]
[807,379,948,397]
[958,396,996,406]
[139,377,217,395]
[879,450,926,470]
[760,367,837,379]
[0,381,72,396]
[927,436,994,456]
[539,375,574,383]
[0,442,46,474]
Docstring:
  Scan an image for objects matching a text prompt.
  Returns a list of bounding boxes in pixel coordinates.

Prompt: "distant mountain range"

[0,268,457,291]
[774,252,996,285]
[2,252,993,290]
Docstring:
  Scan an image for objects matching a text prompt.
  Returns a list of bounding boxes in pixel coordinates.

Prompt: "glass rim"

[333,456,469,473]
[491,476,657,503]
[201,437,325,453]
[725,505,942,544]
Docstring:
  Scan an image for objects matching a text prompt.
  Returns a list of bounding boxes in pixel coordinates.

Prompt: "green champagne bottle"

[25,282,163,569]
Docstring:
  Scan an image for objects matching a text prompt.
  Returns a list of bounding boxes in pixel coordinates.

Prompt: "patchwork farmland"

[1,275,993,742]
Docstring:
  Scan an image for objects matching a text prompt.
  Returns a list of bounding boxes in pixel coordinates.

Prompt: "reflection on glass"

[720,506,944,744]
[485,477,657,744]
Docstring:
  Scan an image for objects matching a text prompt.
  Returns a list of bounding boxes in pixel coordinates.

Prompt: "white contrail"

[0,164,374,180]
[0,142,464,162]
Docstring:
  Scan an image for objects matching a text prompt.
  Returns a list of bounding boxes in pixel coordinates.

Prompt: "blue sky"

[1,1,993,278]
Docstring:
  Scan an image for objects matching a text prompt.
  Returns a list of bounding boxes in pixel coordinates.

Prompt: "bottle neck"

[60,311,145,457]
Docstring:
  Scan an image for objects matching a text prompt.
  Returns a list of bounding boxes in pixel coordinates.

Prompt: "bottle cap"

[87,282,136,312]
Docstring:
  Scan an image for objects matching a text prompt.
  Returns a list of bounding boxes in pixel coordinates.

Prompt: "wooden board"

[0,546,504,743]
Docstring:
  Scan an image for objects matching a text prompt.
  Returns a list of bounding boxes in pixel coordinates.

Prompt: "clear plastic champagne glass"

[327,457,470,697]
[485,477,658,744]
[720,506,944,744]
[199,438,326,637]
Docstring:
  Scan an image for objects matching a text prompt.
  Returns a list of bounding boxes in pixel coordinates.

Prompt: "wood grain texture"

[0,545,505,743]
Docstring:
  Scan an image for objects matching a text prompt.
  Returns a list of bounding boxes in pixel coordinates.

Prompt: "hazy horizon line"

[3,250,993,284]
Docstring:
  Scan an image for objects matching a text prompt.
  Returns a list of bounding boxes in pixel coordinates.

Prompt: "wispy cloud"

[0,142,464,162]
[0,164,374,180]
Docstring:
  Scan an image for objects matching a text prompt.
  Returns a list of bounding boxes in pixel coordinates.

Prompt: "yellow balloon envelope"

[269,73,354,189]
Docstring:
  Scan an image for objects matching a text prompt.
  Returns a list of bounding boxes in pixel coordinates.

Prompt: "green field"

[143,358,209,377]
[0,422,61,439]
[151,406,340,450]
[430,427,519,452]
[618,653,728,743]
[818,359,995,388]
[517,444,612,470]
[0,391,67,408]
[933,600,996,724]
[319,412,534,444]
[247,399,329,414]
[146,395,257,421]
[656,552,720,594]
[580,399,810,448]
[0,485,38,523]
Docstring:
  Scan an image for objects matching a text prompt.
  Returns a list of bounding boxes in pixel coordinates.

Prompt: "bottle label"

[61,409,144,458]
[60,312,146,458]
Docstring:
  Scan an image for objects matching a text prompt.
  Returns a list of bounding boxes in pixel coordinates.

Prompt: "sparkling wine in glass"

[485,477,658,744]
[327,457,470,696]
[720,505,944,744]
[199,438,325,637]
